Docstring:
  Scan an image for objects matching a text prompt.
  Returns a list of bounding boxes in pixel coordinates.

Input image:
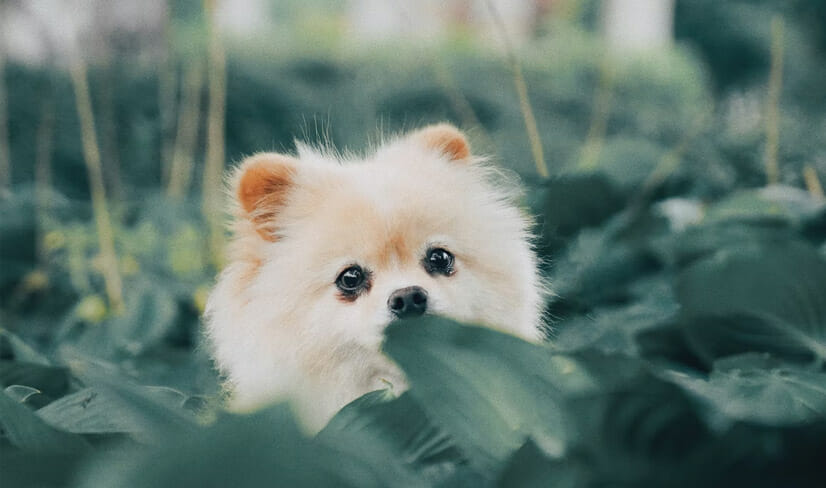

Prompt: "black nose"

[387,286,428,318]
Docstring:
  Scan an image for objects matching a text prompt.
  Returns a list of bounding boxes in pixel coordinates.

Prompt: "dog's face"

[206,124,543,420]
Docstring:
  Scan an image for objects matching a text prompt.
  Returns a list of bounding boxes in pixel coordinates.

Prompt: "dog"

[205,123,545,431]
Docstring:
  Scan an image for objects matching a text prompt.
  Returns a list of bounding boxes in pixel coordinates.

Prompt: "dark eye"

[336,266,367,293]
[424,248,455,275]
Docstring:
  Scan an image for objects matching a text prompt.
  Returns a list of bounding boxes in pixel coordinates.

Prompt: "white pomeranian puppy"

[205,123,545,431]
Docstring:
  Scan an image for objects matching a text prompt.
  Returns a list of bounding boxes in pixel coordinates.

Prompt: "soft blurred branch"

[803,166,824,201]
[202,0,227,268]
[35,97,56,263]
[577,55,615,170]
[167,59,203,199]
[765,16,784,186]
[98,56,123,199]
[0,52,10,192]
[484,0,548,179]
[159,2,179,190]
[70,60,124,314]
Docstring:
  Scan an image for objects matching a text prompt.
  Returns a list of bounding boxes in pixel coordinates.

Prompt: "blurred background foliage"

[1,0,826,486]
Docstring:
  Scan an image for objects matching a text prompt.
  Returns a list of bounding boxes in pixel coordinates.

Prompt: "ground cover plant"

[2,2,826,486]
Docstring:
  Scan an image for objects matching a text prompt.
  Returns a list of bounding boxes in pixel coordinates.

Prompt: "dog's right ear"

[234,153,298,241]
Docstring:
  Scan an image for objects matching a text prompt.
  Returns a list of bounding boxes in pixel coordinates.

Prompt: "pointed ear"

[234,152,298,241]
[409,123,471,162]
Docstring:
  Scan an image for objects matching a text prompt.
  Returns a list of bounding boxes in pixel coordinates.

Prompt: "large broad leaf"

[703,186,825,227]
[37,386,193,437]
[537,173,625,246]
[383,316,597,474]
[0,389,90,452]
[74,405,426,488]
[651,221,796,269]
[495,440,589,488]
[68,368,199,443]
[320,390,468,484]
[677,241,826,363]
[0,449,89,488]
[664,354,826,427]
[549,220,660,310]
[560,372,713,487]
[551,281,678,354]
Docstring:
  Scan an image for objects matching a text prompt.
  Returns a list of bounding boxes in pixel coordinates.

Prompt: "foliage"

[2,6,826,487]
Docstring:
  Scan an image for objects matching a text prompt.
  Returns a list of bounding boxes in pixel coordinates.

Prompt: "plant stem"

[0,51,10,192]
[98,55,123,200]
[202,0,227,268]
[803,166,824,201]
[765,16,784,186]
[159,2,178,189]
[484,0,548,179]
[70,61,124,314]
[577,55,615,170]
[167,58,203,199]
[35,97,55,264]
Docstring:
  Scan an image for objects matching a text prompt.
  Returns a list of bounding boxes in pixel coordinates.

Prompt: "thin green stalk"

[159,3,179,189]
[484,0,548,179]
[803,166,824,201]
[70,61,124,314]
[431,61,494,152]
[35,98,56,264]
[0,52,10,191]
[628,112,708,216]
[387,1,493,151]
[765,16,784,186]
[98,56,123,199]
[577,55,615,170]
[202,0,227,268]
[166,58,203,199]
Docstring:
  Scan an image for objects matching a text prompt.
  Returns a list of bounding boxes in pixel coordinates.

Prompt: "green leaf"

[0,449,89,488]
[551,288,678,354]
[664,354,826,426]
[320,391,468,484]
[703,186,825,227]
[0,389,90,452]
[4,385,51,409]
[383,316,595,474]
[75,405,427,488]
[677,242,826,362]
[496,440,588,488]
[36,387,187,436]
[69,368,198,443]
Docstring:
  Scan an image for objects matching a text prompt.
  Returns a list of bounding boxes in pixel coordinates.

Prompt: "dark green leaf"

[496,440,588,488]
[384,316,595,474]
[69,369,198,443]
[74,405,426,488]
[664,354,826,426]
[0,390,89,452]
[677,242,826,362]
[321,390,468,484]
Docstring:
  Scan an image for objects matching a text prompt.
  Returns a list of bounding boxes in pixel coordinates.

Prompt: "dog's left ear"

[410,123,471,163]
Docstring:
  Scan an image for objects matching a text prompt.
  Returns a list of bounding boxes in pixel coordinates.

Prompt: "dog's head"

[206,124,543,410]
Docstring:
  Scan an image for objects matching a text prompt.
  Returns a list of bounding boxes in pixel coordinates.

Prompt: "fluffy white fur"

[205,124,545,431]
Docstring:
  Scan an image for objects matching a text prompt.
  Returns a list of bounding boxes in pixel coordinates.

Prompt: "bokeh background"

[2,1,826,486]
